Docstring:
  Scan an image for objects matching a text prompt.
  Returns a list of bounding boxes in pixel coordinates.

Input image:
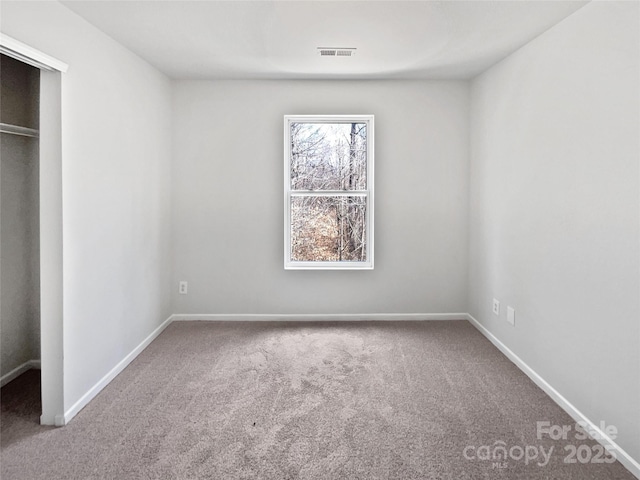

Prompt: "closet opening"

[1,35,66,426]
[1,53,42,425]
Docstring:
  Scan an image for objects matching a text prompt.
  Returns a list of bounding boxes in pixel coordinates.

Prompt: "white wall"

[469,0,639,464]
[172,80,469,315]
[1,1,173,415]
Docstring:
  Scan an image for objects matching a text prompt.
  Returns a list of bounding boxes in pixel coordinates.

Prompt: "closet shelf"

[0,122,39,138]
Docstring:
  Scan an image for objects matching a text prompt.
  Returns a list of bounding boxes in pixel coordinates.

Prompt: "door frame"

[1,34,67,425]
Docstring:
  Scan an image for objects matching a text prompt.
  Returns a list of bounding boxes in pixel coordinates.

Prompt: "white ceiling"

[61,0,588,80]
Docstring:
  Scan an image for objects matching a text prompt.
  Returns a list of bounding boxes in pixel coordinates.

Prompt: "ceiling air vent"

[317,47,356,57]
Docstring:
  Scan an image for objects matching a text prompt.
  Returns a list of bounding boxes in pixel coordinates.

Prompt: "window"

[284,115,374,270]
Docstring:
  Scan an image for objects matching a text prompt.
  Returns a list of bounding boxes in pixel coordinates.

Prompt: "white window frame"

[284,114,374,270]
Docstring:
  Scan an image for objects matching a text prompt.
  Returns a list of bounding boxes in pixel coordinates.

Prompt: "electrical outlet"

[507,307,515,326]
[179,281,188,295]
[492,298,500,316]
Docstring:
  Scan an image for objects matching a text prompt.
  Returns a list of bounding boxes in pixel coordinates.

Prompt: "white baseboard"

[54,414,65,427]
[1,359,41,387]
[61,315,173,425]
[466,313,640,479]
[171,313,468,322]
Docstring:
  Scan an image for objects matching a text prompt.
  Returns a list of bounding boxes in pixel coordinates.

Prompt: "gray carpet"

[1,321,635,479]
